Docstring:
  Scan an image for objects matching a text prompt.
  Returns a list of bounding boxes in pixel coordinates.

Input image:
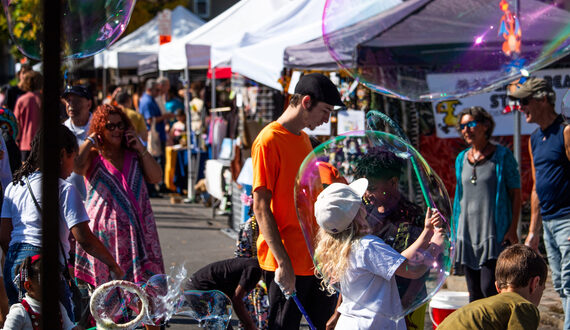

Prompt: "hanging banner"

[158,9,172,45]
[427,69,570,139]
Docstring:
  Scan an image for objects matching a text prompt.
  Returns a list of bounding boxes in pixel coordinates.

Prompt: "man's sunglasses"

[105,122,126,131]
[459,120,478,130]
[508,96,531,106]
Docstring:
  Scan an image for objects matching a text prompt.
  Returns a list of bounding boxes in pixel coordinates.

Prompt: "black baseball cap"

[61,85,92,100]
[294,73,344,107]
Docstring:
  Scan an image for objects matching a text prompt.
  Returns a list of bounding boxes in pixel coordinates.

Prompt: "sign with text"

[427,69,570,138]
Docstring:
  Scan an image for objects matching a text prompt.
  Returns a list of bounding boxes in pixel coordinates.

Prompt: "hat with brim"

[61,85,92,100]
[314,178,368,234]
[509,77,552,99]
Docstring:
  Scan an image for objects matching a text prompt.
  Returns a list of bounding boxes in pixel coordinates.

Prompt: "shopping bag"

[148,118,163,157]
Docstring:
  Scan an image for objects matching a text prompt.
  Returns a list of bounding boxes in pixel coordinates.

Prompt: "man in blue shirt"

[139,79,174,196]
[511,77,570,329]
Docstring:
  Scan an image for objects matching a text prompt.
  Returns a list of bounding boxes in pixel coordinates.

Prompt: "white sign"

[157,10,172,37]
[337,110,365,135]
[427,69,570,138]
[303,120,331,136]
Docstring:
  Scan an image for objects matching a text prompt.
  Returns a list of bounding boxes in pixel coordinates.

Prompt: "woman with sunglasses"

[0,125,124,322]
[73,105,164,320]
[452,106,521,302]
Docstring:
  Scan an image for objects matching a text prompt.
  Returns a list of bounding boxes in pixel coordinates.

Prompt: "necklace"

[469,143,491,184]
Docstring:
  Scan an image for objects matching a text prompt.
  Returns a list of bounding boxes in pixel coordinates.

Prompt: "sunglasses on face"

[105,121,126,131]
[520,97,532,106]
[508,96,532,106]
[459,120,478,130]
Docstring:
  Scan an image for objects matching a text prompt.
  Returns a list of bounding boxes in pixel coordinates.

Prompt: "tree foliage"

[0,0,190,61]
[124,0,189,36]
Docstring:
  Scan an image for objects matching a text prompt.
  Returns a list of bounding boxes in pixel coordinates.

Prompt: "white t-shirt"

[63,116,91,146]
[337,235,406,330]
[64,116,91,200]
[2,293,75,330]
[1,172,89,260]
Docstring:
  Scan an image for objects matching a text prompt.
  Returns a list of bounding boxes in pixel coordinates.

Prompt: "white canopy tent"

[226,0,400,90]
[157,0,291,71]
[95,6,204,69]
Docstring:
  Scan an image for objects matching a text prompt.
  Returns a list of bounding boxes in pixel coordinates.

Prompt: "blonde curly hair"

[314,208,370,295]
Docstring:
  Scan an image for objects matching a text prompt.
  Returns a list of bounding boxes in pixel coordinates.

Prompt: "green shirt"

[437,292,539,330]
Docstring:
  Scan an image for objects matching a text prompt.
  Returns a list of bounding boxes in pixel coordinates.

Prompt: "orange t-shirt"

[252,121,314,275]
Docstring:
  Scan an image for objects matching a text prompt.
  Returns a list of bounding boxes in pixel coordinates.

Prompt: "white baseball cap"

[314,178,368,234]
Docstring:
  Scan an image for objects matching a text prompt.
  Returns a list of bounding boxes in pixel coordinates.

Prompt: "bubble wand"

[275,280,317,330]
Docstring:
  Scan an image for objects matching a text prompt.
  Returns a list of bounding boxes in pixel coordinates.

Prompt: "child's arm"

[231,284,257,330]
[395,208,442,279]
[71,223,125,279]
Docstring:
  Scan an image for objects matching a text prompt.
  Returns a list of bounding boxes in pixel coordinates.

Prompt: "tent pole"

[211,67,217,157]
[513,0,522,237]
[184,66,195,202]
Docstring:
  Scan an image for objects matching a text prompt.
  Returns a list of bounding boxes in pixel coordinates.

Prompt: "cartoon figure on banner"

[498,0,522,57]
[436,100,462,133]
[0,107,19,140]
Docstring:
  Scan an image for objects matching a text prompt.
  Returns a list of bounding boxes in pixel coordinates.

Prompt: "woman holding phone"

[73,104,164,296]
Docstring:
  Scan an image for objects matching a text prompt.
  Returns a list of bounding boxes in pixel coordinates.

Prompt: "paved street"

[152,196,236,329]
[152,197,564,330]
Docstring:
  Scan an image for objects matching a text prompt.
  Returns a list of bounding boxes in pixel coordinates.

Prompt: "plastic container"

[429,291,470,329]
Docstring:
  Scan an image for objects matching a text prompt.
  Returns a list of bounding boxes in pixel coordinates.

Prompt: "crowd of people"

[246,73,569,330]
[0,65,212,328]
[0,65,565,330]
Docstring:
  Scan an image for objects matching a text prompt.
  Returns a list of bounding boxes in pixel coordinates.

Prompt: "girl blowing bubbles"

[3,255,78,329]
[313,179,444,329]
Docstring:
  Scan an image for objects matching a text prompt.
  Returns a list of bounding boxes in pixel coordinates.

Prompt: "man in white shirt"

[61,85,93,200]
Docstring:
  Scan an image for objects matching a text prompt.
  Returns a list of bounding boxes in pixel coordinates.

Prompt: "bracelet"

[86,136,96,145]
[139,149,149,158]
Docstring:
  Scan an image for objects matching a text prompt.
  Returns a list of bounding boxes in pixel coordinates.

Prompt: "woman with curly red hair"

[73,104,164,293]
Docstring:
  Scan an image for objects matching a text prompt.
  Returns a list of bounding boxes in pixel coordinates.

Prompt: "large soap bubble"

[295,130,454,321]
[178,290,233,329]
[323,0,570,101]
[2,0,135,60]
[90,265,232,329]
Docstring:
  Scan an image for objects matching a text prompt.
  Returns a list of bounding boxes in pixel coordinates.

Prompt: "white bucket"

[428,290,470,328]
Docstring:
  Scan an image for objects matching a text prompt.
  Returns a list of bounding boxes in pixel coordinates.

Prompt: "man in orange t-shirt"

[252,73,344,329]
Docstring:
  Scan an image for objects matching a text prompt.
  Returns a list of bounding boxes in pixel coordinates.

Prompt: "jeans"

[543,216,570,330]
[3,243,41,304]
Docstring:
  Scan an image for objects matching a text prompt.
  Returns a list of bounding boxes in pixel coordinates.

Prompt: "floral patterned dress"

[74,151,164,286]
